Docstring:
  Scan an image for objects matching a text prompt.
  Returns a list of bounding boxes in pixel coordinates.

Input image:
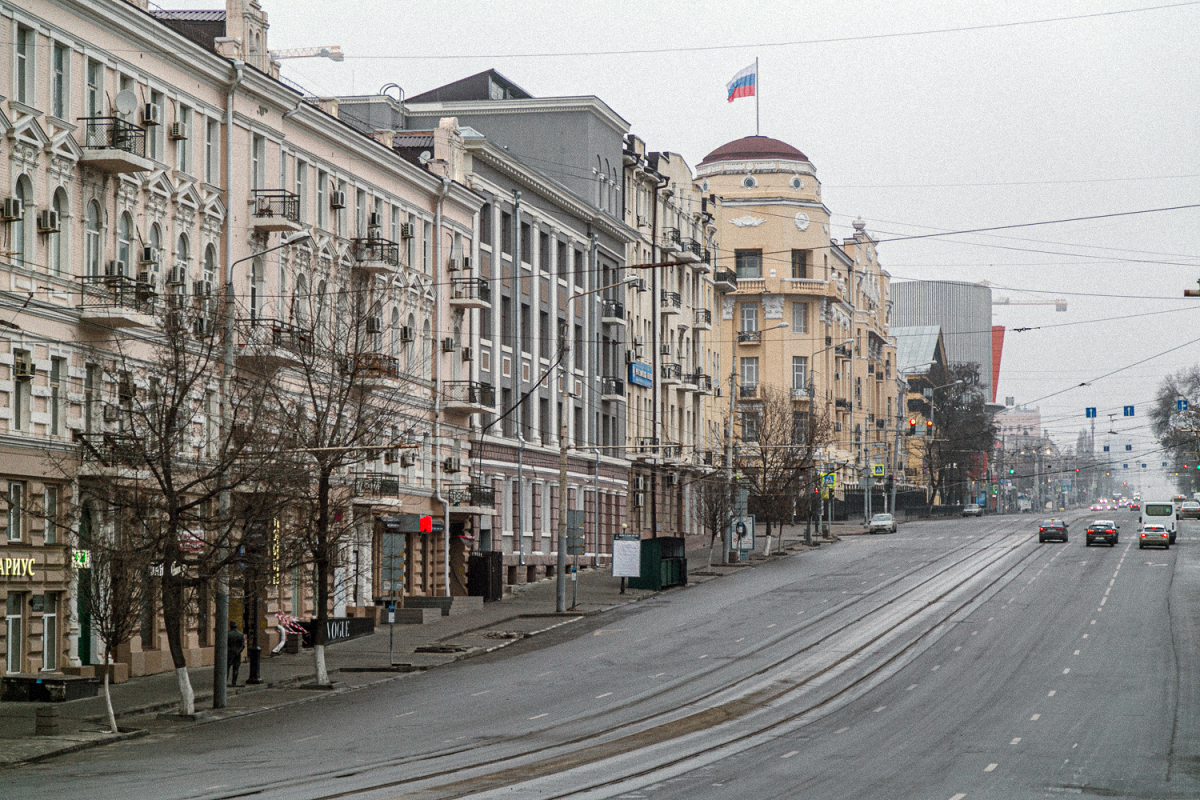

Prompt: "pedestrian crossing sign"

[872,464,885,477]
[822,473,837,487]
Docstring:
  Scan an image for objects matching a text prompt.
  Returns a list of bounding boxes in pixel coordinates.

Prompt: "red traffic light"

[419,515,433,533]
[926,419,933,427]
[909,418,916,426]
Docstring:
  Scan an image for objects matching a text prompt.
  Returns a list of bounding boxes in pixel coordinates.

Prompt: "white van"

[1141,501,1178,546]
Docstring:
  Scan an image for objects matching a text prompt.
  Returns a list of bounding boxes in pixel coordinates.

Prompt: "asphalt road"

[10,510,1200,800]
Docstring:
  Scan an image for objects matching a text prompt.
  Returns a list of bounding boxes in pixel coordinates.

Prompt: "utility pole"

[723,359,737,565]
[556,423,568,613]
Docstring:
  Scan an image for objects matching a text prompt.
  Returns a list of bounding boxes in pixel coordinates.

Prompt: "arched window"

[175,234,190,297]
[117,212,133,273]
[422,318,432,380]
[389,307,400,359]
[405,312,416,374]
[85,200,102,277]
[148,223,161,272]
[250,258,264,322]
[315,280,328,344]
[13,176,31,266]
[294,274,308,326]
[49,189,67,276]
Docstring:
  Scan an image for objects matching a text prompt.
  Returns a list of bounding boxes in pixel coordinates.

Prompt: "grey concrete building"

[891,280,993,399]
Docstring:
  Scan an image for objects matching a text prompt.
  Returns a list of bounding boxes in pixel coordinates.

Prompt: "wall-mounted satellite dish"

[114,90,138,116]
[418,150,432,166]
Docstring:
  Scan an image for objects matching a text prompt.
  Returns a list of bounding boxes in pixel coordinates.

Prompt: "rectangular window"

[741,412,760,443]
[12,351,31,433]
[423,221,432,274]
[501,296,513,348]
[251,134,265,190]
[520,303,531,354]
[41,593,57,671]
[176,106,191,173]
[539,310,550,355]
[295,160,308,222]
[50,357,65,436]
[15,26,32,106]
[52,43,68,119]
[740,357,759,389]
[792,356,808,393]
[390,206,400,243]
[479,203,492,246]
[574,324,584,370]
[356,188,367,236]
[556,240,567,279]
[205,118,219,184]
[84,364,99,433]
[574,249,585,287]
[735,249,762,279]
[740,303,759,332]
[43,487,58,546]
[574,406,585,447]
[520,223,531,264]
[6,593,23,674]
[792,302,808,334]
[500,211,512,255]
[7,482,24,542]
[791,249,808,279]
[316,171,328,229]
[405,212,416,265]
[86,60,102,117]
[538,232,550,271]
[149,90,164,161]
[501,388,515,438]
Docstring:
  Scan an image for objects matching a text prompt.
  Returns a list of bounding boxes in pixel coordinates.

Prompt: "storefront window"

[6,594,23,673]
[41,594,57,671]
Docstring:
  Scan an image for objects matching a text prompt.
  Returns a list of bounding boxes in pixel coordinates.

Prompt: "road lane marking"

[954,646,962,651]
[985,763,998,772]
[1048,690,1056,696]
[394,711,416,719]
[766,624,776,629]
[931,665,940,671]
[529,713,548,720]
[654,673,665,678]
[1031,713,1041,720]
[472,690,491,696]
[874,706,886,713]
[988,617,994,621]
[971,631,978,636]
[596,692,613,698]
[835,727,849,734]
[594,629,627,636]
[1073,649,1080,655]
[1109,579,1116,586]
[782,750,799,759]
[1100,597,1107,606]
[1082,634,1088,639]
[1104,587,1111,596]
[1011,737,1022,744]
[949,794,967,800]
[907,685,918,691]
[1063,668,1070,675]
[1091,619,1096,625]
[698,655,708,659]
[296,735,322,742]
[735,637,745,643]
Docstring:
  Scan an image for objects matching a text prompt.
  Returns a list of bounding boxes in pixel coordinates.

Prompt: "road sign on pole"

[1178,399,1189,411]
[1124,406,1135,417]
[822,473,837,488]
[1085,407,1096,418]
[872,464,885,478]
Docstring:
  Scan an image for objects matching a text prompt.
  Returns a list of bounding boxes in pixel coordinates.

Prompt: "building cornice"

[718,197,829,213]
[405,96,631,137]
[696,158,816,178]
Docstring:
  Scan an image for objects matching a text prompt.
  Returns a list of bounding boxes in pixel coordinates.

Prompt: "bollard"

[35,706,60,736]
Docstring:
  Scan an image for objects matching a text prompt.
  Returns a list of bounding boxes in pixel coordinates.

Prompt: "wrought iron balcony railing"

[251,190,300,223]
[78,117,146,157]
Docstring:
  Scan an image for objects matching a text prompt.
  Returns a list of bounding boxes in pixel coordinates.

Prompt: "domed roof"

[699,135,808,166]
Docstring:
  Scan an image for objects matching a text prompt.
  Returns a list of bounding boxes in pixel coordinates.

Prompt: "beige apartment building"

[621,136,724,538]
[697,136,900,493]
[0,0,483,680]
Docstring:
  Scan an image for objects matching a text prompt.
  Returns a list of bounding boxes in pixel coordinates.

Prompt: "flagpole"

[755,57,760,136]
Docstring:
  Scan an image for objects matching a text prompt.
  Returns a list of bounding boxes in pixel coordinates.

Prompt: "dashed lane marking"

[931,665,941,671]
[529,713,548,720]
[954,646,962,651]
[394,711,416,719]
[735,638,745,643]
[596,692,613,699]
[1011,737,1022,745]
[472,690,491,696]
[835,727,849,734]
[907,685,918,691]
[1073,649,1080,655]
[766,624,776,629]
[1048,690,1056,696]
[874,706,887,713]
[1031,713,1041,721]
[698,655,708,660]
[781,750,799,759]
[1063,668,1071,674]
[949,794,967,800]
[985,763,998,772]
[1082,634,1089,639]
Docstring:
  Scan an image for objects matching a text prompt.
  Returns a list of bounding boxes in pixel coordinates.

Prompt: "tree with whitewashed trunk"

[696,473,735,568]
[67,293,286,715]
[74,508,152,733]
[264,279,428,686]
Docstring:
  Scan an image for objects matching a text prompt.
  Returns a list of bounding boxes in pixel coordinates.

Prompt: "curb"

[1,728,150,770]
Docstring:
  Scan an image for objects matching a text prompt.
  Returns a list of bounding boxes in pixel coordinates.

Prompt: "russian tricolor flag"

[727,62,756,103]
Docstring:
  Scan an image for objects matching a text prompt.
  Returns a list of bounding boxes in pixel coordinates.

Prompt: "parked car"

[1140,523,1171,549]
[1039,519,1068,543]
[962,504,983,518]
[1129,502,1140,512]
[1085,519,1119,547]
[867,513,897,534]
[1179,501,1200,520]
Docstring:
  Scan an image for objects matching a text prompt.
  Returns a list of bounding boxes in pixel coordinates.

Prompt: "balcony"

[713,269,738,292]
[739,384,759,400]
[661,227,683,253]
[449,278,491,310]
[690,372,712,392]
[662,444,683,461]
[443,380,495,414]
[633,437,659,461]
[834,344,852,358]
[694,308,712,330]
[77,117,152,174]
[448,483,496,513]
[737,330,762,346]
[678,239,702,264]
[600,376,625,402]
[250,190,301,234]
[350,352,400,392]
[352,237,400,276]
[835,398,851,410]
[660,291,681,315]
[791,387,812,402]
[600,298,625,325]
[79,275,156,328]
[661,363,682,386]
[694,248,713,274]
[354,471,401,500]
[235,318,313,372]
[75,432,144,472]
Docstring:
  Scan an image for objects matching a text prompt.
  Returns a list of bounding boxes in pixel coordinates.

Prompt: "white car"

[867,513,897,534]
[962,504,983,518]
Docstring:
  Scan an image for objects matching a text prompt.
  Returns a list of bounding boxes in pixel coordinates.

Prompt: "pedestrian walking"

[227,621,245,687]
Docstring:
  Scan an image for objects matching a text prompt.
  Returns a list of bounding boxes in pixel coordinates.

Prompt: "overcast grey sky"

[179,0,1200,494]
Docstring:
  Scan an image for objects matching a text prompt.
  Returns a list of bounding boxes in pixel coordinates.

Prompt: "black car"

[1085,519,1118,547]
[1038,519,1068,543]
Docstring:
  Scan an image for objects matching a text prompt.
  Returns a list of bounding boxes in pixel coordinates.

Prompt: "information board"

[612,533,641,578]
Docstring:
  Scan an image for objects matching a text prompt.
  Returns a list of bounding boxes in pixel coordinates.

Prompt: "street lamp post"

[214,230,311,708]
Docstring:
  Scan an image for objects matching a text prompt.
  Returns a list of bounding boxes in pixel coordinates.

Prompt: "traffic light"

[926,419,934,431]
[908,418,916,435]
[1009,468,1015,475]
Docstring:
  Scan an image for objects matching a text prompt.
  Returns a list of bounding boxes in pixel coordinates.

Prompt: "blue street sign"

[1126,444,1133,451]
[1124,406,1135,417]
[1085,407,1097,418]
[1179,399,1190,411]
[1142,463,1147,468]
[1123,464,1129,469]
[1103,445,1110,452]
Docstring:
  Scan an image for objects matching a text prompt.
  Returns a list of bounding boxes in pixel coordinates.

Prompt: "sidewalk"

[0,525,839,768]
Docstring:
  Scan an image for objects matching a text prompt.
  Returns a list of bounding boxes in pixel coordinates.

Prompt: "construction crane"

[977,281,1066,311]
[269,46,344,63]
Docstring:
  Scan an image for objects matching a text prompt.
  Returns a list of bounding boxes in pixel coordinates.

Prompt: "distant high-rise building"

[892,280,993,400]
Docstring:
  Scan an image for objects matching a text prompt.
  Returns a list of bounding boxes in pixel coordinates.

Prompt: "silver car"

[962,504,983,518]
[868,513,897,534]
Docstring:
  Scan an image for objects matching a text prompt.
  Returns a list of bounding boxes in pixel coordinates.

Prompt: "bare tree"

[1150,367,1200,494]
[739,386,833,551]
[696,473,735,568]
[71,293,284,714]
[266,279,427,686]
[74,506,153,733]
[914,363,997,505]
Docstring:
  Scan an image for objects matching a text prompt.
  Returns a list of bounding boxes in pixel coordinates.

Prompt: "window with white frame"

[205,118,219,184]
[49,189,67,275]
[148,90,164,161]
[6,593,23,673]
[117,212,133,272]
[52,43,68,119]
[41,593,57,671]
[295,159,308,222]
[176,106,191,173]
[15,26,33,106]
[50,359,65,437]
[11,353,31,433]
[316,170,327,229]
[7,482,25,541]
[251,134,265,191]
[792,356,808,393]
[43,486,59,545]
[792,301,808,334]
[85,201,101,277]
[13,175,31,267]
[86,60,102,117]
[740,302,758,333]
[740,356,759,390]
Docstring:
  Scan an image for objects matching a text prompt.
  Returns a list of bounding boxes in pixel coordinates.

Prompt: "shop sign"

[71,550,91,569]
[1,556,36,577]
[628,361,653,388]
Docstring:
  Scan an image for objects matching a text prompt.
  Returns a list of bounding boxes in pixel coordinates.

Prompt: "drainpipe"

[433,176,452,597]
[592,447,602,567]
[513,190,525,568]
[649,174,667,541]
[214,59,245,712]
[589,230,601,555]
